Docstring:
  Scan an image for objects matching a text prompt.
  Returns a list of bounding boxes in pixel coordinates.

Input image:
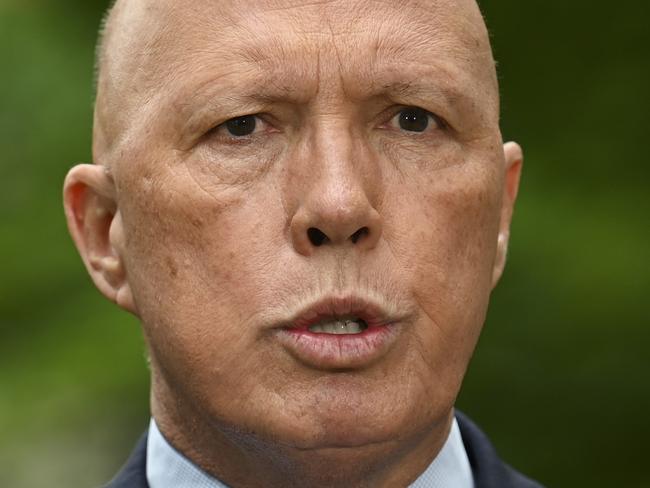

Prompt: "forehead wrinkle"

[283,0,498,107]
[353,0,497,99]
[143,5,322,99]
[101,0,491,98]
[167,30,321,113]
[372,3,493,67]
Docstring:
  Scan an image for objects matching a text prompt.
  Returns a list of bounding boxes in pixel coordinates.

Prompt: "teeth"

[308,319,366,335]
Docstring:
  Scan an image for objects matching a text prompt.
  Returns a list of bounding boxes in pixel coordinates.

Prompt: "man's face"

[82,0,520,461]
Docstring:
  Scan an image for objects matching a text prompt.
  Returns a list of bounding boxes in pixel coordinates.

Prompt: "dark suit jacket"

[105,412,545,488]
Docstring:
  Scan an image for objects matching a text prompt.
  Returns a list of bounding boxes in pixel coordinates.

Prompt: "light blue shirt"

[147,416,474,488]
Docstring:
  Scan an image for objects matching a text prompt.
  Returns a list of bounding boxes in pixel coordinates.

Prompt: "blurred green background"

[0,0,648,486]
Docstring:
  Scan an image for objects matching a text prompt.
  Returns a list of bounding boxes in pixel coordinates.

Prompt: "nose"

[289,140,383,256]
[291,196,382,255]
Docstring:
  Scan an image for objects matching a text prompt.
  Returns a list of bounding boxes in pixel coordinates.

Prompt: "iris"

[225,115,256,136]
[398,107,431,132]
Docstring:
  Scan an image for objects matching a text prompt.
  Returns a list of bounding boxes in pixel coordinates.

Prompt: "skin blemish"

[165,255,178,278]
[189,216,205,229]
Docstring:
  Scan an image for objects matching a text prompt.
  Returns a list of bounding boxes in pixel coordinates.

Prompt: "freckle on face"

[189,217,204,229]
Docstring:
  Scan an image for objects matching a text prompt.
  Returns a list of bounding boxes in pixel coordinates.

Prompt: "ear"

[63,164,137,314]
[491,142,523,288]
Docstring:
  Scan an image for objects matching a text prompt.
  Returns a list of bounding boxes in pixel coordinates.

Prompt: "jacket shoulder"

[455,411,546,488]
[103,431,149,488]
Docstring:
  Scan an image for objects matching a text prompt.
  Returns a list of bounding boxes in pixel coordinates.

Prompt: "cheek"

[116,161,286,382]
[421,167,501,289]
[386,159,502,374]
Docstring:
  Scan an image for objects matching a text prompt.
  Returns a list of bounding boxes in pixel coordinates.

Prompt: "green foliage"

[1,1,648,486]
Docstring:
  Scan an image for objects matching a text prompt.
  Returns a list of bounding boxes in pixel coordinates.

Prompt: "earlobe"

[491,142,523,288]
[63,164,137,314]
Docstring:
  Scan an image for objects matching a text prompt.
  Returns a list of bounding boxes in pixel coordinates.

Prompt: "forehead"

[113,0,493,91]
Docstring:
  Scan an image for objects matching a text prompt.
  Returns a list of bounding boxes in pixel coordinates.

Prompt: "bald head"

[93,0,498,166]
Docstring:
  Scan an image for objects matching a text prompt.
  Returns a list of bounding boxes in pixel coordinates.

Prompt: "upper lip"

[281,294,406,330]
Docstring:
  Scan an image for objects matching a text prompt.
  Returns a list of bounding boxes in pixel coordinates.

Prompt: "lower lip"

[274,324,400,370]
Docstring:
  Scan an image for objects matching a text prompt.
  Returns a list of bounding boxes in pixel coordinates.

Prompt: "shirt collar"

[147,415,474,488]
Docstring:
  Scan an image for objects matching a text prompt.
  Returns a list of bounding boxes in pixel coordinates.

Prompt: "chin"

[236,393,451,487]
[252,381,445,453]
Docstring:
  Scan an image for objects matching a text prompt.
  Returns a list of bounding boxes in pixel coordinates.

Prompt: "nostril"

[350,227,369,244]
[307,227,329,247]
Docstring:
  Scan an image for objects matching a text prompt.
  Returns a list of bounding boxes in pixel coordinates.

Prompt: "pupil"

[225,115,256,136]
[399,108,429,132]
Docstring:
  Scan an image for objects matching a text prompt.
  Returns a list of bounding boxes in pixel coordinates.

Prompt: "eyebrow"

[379,80,465,107]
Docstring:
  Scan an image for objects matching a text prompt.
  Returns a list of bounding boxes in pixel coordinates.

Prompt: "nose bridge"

[309,118,378,220]
[289,118,383,255]
[312,121,360,196]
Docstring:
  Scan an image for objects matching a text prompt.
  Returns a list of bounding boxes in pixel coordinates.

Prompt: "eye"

[204,114,278,147]
[390,107,444,133]
[223,115,259,137]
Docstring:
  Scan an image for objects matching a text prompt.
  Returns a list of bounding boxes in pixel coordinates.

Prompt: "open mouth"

[274,295,407,369]
[307,317,369,335]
